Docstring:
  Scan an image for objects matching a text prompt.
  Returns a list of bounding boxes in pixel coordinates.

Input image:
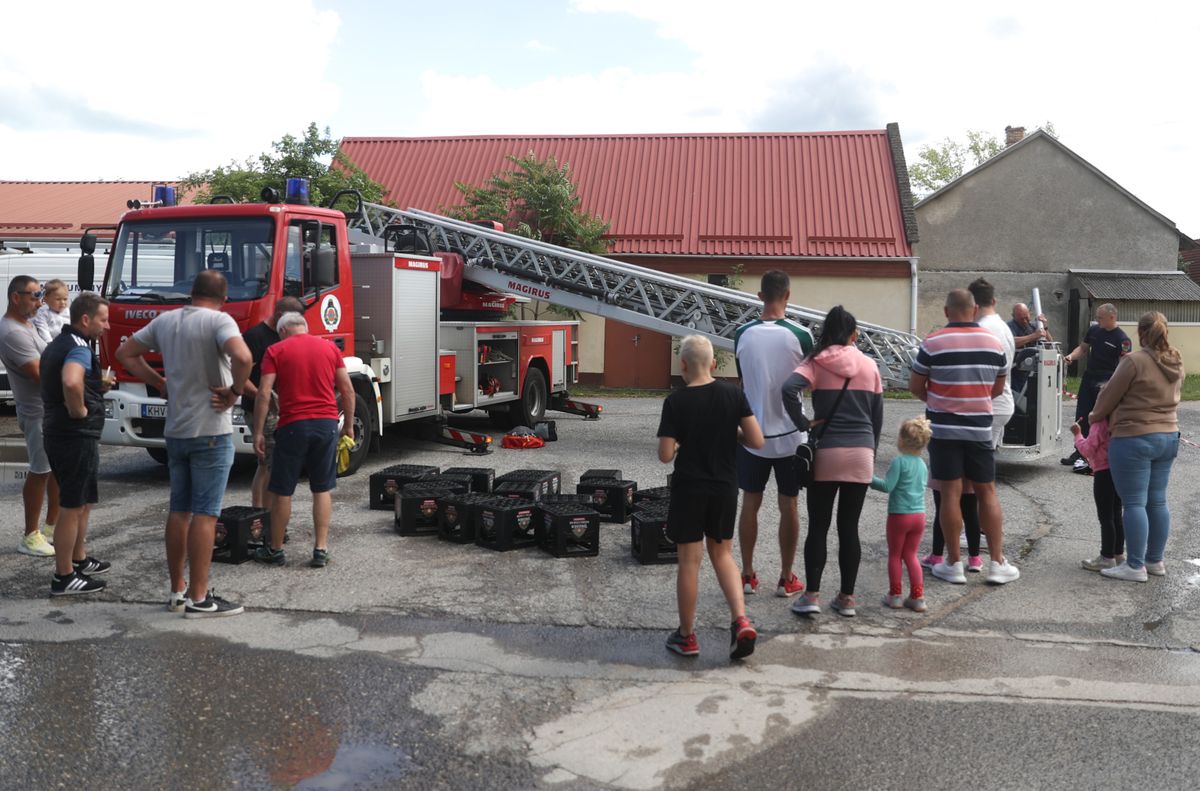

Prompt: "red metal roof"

[0,181,181,241]
[340,132,914,259]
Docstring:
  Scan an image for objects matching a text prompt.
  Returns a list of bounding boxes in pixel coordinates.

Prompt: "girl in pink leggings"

[871,418,933,612]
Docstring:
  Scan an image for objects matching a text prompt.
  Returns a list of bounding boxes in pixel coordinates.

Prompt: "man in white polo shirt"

[734,270,814,598]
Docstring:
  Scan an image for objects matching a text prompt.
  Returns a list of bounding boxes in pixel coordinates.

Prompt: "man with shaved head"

[1061,303,1131,471]
[909,289,1019,585]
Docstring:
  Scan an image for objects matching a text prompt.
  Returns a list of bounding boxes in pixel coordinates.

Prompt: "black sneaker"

[310,548,330,568]
[183,591,244,619]
[50,571,106,597]
[1061,449,1081,466]
[73,556,111,575]
[254,545,286,566]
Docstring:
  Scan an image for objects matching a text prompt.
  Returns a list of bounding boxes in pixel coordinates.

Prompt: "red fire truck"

[79,182,597,474]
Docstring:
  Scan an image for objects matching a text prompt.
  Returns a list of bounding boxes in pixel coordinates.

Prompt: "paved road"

[2,399,1199,790]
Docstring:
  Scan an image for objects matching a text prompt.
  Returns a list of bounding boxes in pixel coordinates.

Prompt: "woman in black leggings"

[782,307,883,617]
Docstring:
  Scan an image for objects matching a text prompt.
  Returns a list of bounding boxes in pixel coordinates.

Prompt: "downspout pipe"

[909,257,919,336]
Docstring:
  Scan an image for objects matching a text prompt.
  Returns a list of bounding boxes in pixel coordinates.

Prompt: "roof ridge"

[342,130,888,143]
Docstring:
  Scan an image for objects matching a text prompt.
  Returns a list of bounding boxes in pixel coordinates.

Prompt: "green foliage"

[909,130,1003,194]
[449,152,612,320]
[180,123,387,209]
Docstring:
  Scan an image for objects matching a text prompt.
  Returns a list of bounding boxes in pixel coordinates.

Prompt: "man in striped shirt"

[910,289,1020,585]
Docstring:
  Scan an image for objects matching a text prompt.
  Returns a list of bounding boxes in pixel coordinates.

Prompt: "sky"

[2,0,1197,236]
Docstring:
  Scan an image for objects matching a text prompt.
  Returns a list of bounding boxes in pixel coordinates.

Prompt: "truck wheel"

[147,447,168,465]
[338,392,371,477]
[507,368,547,429]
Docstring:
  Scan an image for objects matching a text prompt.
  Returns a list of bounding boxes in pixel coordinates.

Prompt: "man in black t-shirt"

[1062,303,1131,468]
[657,335,764,661]
[243,297,303,508]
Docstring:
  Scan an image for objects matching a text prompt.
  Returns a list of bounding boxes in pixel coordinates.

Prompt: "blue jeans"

[165,434,235,517]
[1107,432,1178,569]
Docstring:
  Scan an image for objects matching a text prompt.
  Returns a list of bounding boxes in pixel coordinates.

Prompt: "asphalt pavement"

[2,397,1199,790]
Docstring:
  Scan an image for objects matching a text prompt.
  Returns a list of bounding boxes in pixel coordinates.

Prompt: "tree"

[908,122,1058,195]
[180,123,386,208]
[448,153,612,319]
[448,153,610,254]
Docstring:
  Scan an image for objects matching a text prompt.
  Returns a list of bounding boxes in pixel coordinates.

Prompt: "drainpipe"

[909,257,919,336]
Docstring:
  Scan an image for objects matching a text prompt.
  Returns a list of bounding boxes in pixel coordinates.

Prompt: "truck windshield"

[105,218,274,303]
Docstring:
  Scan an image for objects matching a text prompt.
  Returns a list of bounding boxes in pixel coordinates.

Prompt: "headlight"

[104,401,114,419]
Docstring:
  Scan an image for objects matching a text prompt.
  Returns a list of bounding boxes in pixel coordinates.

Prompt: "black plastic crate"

[476,498,540,551]
[543,493,597,506]
[369,464,439,511]
[539,502,600,558]
[395,484,455,536]
[580,468,621,481]
[437,492,495,544]
[633,486,671,505]
[631,503,677,565]
[212,506,271,564]
[424,474,473,494]
[576,479,637,523]
[496,469,560,497]
[442,466,495,494]
[493,480,543,502]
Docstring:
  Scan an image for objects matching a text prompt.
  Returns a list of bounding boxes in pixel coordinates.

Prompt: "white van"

[0,245,96,402]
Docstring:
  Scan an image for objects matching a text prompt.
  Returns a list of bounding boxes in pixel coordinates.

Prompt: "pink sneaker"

[967,556,984,573]
[920,554,942,570]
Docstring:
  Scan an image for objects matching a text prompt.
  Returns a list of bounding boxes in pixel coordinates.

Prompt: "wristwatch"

[231,385,243,396]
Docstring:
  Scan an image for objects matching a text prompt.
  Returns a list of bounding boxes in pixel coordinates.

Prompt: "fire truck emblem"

[517,511,531,531]
[420,499,438,518]
[444,506,459,526]
[591,488,607,506]
[570,518,589,539]
[321,294,342,331]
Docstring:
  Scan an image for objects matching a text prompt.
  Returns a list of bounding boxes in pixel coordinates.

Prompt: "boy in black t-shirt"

[657,335,764,660]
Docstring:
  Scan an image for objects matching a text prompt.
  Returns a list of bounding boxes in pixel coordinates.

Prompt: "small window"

[707,274,730,288]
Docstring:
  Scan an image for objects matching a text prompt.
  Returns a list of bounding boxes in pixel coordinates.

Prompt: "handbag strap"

[812,377,851,443]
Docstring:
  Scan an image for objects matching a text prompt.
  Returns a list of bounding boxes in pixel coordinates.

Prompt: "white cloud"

[0,0,341,180]
[526,39,555,52]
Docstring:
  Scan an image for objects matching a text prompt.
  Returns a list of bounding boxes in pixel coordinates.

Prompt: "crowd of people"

[656,271,1184,661]
[2,272,351,615]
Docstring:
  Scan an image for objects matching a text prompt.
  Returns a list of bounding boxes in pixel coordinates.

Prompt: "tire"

[338,391,371,477]
[147,447,168,465]
[507,367,548,429]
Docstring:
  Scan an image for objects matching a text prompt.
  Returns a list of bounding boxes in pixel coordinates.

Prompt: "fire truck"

[80,182,597,474]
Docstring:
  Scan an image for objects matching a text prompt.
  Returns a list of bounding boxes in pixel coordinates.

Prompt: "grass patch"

[1066,374,1200,400]
[569,385,671,399]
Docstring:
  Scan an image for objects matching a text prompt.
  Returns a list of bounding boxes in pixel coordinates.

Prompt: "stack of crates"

[577,471,637,523]
[369,464,439,511]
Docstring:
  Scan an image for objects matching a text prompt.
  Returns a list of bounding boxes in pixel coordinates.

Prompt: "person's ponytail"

[1137,311,1181,365]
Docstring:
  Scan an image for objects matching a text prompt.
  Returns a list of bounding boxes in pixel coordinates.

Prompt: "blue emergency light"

[285,178,310,205]
[152,185,176,207]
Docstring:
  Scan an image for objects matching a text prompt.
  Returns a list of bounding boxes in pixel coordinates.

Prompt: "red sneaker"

[730,615,757,660]
[666,629,700,657]
[775,573,804,597]
[742,572,759,595]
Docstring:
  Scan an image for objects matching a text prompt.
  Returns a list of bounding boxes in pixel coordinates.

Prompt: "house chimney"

[1005,126,1026,147]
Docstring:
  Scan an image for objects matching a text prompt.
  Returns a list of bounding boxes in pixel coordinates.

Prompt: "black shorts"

[666,485,738,544]
[928,437,995,484]
[269,418,338,496]
[45,434,99,509]
[736,445,801,497]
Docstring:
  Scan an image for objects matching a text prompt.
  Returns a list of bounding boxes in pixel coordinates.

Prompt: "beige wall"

[1118,322,1200,375]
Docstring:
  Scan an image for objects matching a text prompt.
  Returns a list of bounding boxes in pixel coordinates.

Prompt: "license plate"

[141,404,168,418]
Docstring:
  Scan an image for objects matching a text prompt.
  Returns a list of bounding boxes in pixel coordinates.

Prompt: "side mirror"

[80,232,98,255]
[78,233,97,292]
[314,249,337,289]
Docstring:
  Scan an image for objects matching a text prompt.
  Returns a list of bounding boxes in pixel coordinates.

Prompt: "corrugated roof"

[0,181,179,241]
[340,132,914,259]
[1071,269,1200,301]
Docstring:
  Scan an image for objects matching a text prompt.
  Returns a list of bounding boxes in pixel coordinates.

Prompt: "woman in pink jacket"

[1071,416,1123,571]
[782,306,884,617]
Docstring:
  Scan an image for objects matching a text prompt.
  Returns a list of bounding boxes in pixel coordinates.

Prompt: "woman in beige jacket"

[1088,311,1183,582]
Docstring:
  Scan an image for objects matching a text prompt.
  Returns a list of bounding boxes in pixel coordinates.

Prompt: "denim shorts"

[18,414,50,474]
[166,434,235,517]
[269,418,338,497]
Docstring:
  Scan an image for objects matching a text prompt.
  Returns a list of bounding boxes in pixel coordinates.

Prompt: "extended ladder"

[351,203,921,386]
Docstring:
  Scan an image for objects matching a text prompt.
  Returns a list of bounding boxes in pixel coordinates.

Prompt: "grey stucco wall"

[912,135,1180,338]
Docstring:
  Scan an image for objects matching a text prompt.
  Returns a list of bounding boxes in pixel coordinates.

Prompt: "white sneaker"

[1145,561,1166,577]
[1081,555,1117,571]
[931,560,966,584]
[1100,561,1148,583]
[17,531,55,557]
[986,558,1021,584]
[167,590,187,613]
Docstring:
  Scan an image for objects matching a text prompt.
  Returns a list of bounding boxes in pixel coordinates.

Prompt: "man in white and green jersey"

[734,270,814,598]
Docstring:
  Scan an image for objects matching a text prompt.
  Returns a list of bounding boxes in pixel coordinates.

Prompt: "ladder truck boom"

[351,203,922,387]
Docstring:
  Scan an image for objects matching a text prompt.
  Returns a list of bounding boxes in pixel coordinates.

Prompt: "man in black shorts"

[40,293,112,596]
[657,335,764,660]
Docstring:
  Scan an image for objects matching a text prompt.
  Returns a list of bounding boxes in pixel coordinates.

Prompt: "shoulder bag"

[794,377,851,489]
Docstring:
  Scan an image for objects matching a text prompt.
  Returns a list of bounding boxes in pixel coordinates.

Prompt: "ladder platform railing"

[352,203,920,386]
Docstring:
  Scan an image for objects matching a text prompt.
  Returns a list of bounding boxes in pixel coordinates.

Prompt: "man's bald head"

[944,289,976,322]
[1012,303,1030,324]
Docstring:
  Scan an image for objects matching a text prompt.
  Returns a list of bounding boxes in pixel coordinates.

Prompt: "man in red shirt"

[252,311,355,568]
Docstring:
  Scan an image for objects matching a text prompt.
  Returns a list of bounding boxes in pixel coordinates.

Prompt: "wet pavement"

[2,399,1200,790]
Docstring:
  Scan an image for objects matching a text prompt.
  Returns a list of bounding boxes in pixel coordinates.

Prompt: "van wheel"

[507,368,547,429]
[147,447,168,465]
[338,392,371,477]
